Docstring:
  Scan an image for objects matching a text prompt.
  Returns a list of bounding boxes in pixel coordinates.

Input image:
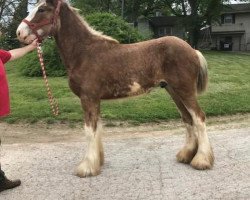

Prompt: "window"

[158,27,165,36]
[158,27,172,37]
[223,14,234,24]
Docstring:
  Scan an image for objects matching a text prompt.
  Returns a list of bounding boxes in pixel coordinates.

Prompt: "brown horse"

[17,0,214,177]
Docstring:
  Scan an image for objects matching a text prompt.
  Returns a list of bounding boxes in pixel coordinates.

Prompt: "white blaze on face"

[16,2,45,42]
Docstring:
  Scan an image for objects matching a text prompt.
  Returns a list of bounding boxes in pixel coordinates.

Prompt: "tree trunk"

[189,26,200,48]
[187,0,200,48]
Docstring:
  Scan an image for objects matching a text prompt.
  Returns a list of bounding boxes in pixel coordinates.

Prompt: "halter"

[22,0,62,42]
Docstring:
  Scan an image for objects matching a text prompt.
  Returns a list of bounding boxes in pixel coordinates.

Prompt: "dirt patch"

[0,113,249,144]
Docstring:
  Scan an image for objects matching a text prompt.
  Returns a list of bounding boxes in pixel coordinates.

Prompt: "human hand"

[9,38,39,61]
[28,39,39,50]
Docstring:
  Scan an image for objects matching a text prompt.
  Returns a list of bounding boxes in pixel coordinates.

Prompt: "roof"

[223,3,250,14]
[149,16,181,27]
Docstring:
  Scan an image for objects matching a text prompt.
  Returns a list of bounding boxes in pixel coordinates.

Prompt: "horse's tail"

[196,50,208,94]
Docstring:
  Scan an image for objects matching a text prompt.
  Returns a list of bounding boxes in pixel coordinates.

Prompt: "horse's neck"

[54,5,93,68]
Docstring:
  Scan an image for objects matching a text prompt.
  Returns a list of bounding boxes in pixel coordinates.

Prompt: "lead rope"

[36,42,59,116]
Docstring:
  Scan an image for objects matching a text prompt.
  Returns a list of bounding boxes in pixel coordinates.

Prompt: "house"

[137,15,185,40]
[137,3,250,51]
[148,16,185,39]
[211,3,250,51]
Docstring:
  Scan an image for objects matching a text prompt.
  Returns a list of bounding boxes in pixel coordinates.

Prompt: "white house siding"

[232,35,240,51]
[211,11,250,51]
[237,13,250,50]
[137,19,154,39]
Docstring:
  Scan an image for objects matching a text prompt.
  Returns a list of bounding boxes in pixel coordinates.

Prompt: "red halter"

[22,0,62,42]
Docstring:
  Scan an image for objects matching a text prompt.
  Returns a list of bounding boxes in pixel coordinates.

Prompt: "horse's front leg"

[76,96,104,177]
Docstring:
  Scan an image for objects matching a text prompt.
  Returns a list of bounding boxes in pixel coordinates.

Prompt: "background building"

[211,3,250,51]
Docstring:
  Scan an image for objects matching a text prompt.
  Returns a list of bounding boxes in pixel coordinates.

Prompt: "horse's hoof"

[75,159,101,178]
[176,147,197,164]
[190,150,214,170]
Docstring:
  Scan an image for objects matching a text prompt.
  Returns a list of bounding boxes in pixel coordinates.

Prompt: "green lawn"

[2,51,250,124]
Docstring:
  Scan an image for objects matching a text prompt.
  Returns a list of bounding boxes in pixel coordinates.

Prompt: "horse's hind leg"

[176,90,214,169]
[76,96,104,177]
[166,87,198,164]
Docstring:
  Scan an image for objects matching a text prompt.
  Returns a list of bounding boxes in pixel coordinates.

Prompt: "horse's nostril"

[24,36,27,40]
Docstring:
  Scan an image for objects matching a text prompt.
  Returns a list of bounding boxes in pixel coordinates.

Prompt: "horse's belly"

[101,82,153,100]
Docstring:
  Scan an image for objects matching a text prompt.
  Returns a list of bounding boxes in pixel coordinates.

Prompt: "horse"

[16,0,214,177]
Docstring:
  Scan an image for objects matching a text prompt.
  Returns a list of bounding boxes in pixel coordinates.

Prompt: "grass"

[1,51,250,124]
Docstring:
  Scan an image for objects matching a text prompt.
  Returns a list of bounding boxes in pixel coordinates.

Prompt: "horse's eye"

[38,8,45,13]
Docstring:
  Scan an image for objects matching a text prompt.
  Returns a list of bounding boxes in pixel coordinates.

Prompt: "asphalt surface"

[0,126,250,200]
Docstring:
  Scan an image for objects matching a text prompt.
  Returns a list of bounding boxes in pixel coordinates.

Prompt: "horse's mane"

[70,7,119,44]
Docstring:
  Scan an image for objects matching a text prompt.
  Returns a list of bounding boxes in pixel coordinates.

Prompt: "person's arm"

[9,39,38,61]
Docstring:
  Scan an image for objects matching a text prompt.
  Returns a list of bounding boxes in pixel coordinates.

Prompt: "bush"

[0,35,19,50]
[19,12,144,77]
[85,12,144,43]
[19,39,66,77]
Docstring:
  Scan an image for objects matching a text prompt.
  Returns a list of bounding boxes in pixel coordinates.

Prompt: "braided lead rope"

[36,42,59,116]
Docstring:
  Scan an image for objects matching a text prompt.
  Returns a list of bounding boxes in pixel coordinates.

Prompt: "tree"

[86,12,143,43]
[162,0,250,48]
[159,0,223,47]
[71,0,162,25]
[0,0,38,48]
[0,0,19,30]
[123,0,159,26]
[7,0,28,48]
[0,0,21,49]
[71,0,120,15]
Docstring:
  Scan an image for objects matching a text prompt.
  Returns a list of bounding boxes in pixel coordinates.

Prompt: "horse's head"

[17,0,62,44]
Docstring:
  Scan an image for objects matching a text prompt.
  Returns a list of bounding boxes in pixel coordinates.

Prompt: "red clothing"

[0,50,11,117]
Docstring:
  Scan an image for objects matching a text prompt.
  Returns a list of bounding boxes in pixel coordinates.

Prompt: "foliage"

[70,0,120,15]
[85,12,144,43]
[0,35,16,50]
[71,0,164,22]
[19,39,66,77]
[0,0,19,28]
[6,0,29,49]
[0,0,28,49]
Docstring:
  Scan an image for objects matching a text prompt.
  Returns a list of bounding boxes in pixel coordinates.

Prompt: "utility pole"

[121,0,124,19]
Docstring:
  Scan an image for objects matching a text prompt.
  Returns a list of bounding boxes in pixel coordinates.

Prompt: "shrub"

[19,39,66,77]
[85,12,144,43]
[0,35,19,50]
